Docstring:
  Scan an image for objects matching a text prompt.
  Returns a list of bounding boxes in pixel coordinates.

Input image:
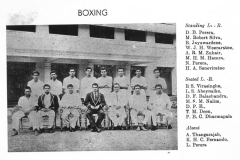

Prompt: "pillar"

[171,67,177,95]
[145,64,156,96]
[44,62,51,83]
[78,64,87,80]
[115,28,124,41]
[35,25,49,35]
[146,32,155,43]
[78,25,89,38]
[36,62,44,82]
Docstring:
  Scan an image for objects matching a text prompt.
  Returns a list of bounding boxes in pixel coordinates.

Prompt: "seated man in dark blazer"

[84,83,106,132]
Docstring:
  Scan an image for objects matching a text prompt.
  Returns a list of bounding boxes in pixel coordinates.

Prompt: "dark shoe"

[90,128,96,132]
[141,126,148,131]
[29,127,33,130]
[151,125,157,131]
[167,124,172,129]
[136,126,141,131]
[70,127,76,132]
[49,127,54,133]
[96,127,102,133]
[34,129,40,136]
[11,129,18,136]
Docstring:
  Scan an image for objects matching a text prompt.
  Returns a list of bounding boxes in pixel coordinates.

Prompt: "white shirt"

[60,93,82,108]
[131,76,147,88]
[129,93,147,111]
[149,77,167,90]
[48,79,62,95]
[114,75,130,88]
[43,94,51,109]
[18,96,37,113]
[80,76,96,99]
[148,92,171,111]
[97,76,112,95]
[63,76,80,93]
[108,91,127,107]
[27,79,44,97]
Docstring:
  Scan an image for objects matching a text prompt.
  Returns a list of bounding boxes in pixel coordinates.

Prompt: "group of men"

[11,66,173,136]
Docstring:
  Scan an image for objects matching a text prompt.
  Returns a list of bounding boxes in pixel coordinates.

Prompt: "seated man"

[148,84,172,130]
[84,83,106,132]
[60,84,83,132]
[11,86,40,136]
[129,84,151,131]
[37,84,59,133]
[108,83,127,130]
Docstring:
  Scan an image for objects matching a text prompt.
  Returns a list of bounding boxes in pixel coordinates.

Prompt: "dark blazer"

[84,91,106,109]
[38,93,59,112]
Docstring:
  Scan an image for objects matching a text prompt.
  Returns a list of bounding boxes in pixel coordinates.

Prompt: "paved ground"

[7,109,178,152]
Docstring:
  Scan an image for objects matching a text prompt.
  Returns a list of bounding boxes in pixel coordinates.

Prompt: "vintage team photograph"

[7,23,177,151]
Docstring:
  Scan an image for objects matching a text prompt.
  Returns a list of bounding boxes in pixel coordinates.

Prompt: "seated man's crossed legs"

[130,109,150,131]
[108,107,127,130]
[151,108,172,130]
[86,109,105,132]
[37,110,55,132]
[61,108,80,132]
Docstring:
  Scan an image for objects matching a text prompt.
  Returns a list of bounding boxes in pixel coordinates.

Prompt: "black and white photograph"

[7,23,177,151]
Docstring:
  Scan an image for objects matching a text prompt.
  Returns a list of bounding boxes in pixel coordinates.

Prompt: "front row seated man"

[148,84,173,130]
[37,84,59,133]
[108,83,127,130]
[60,84,83,132]
[84,83,106,133]
[11,86,39,136]
[129,84,152,131]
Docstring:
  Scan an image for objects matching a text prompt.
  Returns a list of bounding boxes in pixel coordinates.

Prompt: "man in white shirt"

[108,83,128,130]
[97,67,112,104]
[27,70,44,103]
[148,84,172,130]
[149,69,167,96]
[60,84,83,132]
[114,68,130,96]
[11,86,40,136]
[48,70,63,99]
[130,68,147,96]
[129,84,151,131]
[80,67,96,102]
[63,67,80,94]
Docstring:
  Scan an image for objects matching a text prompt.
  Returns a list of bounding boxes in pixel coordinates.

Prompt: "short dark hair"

[50,70,57,74]
[153,69,160,73]
[92,83,98,88]
[43,84,51,89]
[134,84,141,89]
[67,84,74,88]
[100,67,106,71]
[69,67,75,72]
[118,68,124,71]
[86,67,92,71]
[155,84,163,89]
[135,68,142,72]
[113,83,120,87]
[25,86,31,91]
[32,70,40,76]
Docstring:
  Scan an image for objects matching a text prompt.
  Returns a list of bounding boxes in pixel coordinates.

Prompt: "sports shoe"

[34,129,40,136]
[151,125,157,131]
[167,125,172,129]
[136,126,141,131]
[141,126,148,131]
[11,129,18,136]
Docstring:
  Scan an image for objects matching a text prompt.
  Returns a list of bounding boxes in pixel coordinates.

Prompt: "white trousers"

[61,108,80,128]
[12,110,39,132]
[37,110,55,129]
[130,109,152,125]
[108,107,127,127]
[151,108,172,126]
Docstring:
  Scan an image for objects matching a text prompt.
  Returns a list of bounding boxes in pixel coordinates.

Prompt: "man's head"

[155,84,163,94]
[92,83,99,92]
[118,68,124,77]
[134,84,141,95]
[100,67,107,77]
[43,84,51,94]
[24,86,32,97]
[50,70,57,80]
[69,67,76,77]
[135,68,142,77]
[67,84,74,94]
[113,83,120,92]
[32,70,40,82]
[153,69,160,78]
[86,67,92,76]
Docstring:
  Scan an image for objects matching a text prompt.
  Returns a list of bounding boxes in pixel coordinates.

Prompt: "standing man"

[37,84,59,133]
[63,67,80,94]
[114,68,130,96]
[48,70,63,99]
[80,67,96,102]
[148,84,172,130]
[84,83,106,132]
[96,67,112,104]
[149,69,167,96]
[11,86,40,136]
[129,84,151,131]
[130,68,147,96]
[27,70,44,103]
[108,83,128,130]
[60,84,82,132]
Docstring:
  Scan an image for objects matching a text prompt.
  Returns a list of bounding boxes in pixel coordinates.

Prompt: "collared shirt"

[43,94,51,109]
[129,93,147,111]
[63,76,80,93]
[148,93,171,110]
[108,91,127,107]
[48,79,62,96]
[60,93,82,108]
[18,96,37,113]
[27,79,44,97]
[149,77,167,91]
[114,75,130,89]
[97,76,112,95]
[80,76,97,99]
[131,76,147,88]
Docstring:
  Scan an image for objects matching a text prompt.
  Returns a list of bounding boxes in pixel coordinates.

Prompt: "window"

[125,29,146,42]
[155,33,174,44]
[49,25,78,36]
[6,25,36,32]
[90,25,114,39]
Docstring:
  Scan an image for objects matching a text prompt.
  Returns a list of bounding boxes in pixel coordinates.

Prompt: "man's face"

[92,85,99,92]
[44,86,50,94]
[136,70,141,76]
[68,87,74,94]
[154,70,160,78]
[156,86,163,94]
[24,89,31,97]
[51,73,57,80]
[135,86,141,94]
[118,69,124,77]
[69,69,75,77]
[114,85,120,92]
[86,69,92,76]
[101,70,107,77]
[33,73,39,81]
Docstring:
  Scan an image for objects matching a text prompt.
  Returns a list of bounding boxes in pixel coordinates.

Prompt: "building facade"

[7,24,176,104]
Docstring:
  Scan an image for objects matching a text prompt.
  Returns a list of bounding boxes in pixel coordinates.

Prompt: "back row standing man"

[63,67,80,94]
